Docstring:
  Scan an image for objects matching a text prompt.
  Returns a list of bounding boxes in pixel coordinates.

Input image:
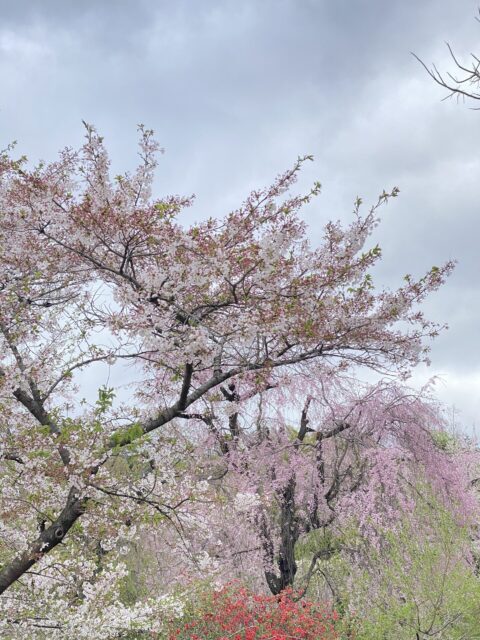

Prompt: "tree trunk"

[263,476,300,595]
[0,489,87,595]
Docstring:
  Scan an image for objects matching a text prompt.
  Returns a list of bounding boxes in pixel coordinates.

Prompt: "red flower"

[169,583,342,640]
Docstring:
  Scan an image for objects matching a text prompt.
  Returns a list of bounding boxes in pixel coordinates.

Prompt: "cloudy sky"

[1,0,479,429]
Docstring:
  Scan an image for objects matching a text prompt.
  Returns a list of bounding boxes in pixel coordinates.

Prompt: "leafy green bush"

[350,497,480,639]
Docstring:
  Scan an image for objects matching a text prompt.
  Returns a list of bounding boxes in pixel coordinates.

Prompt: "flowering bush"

[169,583,342,639]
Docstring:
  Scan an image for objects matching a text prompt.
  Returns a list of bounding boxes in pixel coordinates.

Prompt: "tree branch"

[0,489,87,595]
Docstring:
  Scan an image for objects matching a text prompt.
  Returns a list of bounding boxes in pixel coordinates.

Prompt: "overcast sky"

[1,0,479,429]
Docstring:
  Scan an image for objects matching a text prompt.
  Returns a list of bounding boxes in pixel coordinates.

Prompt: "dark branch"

[0,489,87,595]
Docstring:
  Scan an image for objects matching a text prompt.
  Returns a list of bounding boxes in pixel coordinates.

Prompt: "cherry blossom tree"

[0,124,454,635]
[160,376,478,597]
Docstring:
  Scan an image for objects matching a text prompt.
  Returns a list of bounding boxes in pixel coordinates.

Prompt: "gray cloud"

[0,0,478,427]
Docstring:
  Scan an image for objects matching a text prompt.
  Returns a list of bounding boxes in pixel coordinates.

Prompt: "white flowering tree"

[0,125,453,636]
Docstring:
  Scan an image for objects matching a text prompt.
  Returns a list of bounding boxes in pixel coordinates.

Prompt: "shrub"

[168,583,342,639]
